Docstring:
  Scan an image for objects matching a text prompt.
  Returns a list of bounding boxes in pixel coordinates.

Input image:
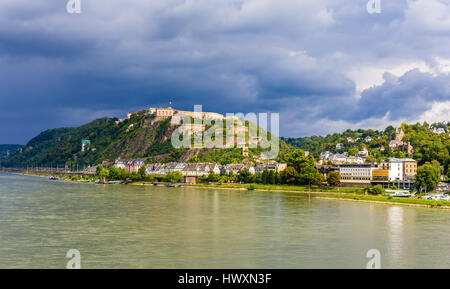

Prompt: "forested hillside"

[0,110,292,168]
[0,145,23,159]
[283,122,450,177]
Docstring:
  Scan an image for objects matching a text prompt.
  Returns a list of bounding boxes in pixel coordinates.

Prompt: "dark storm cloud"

[353,69,450,121]
[0,0,449,143]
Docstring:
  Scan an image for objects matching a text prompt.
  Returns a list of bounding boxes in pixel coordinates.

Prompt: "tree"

[279,167,299,184]
[228,170,237,182]
[109,166,119,179]
[261,169,276,185]
[365,185,384,195]
[365,156,376,163]
[165,171,183,183]
[327,171,341,186]
[207,171,220,182]
[415,164,440,192]
[431,160,442,175]
[237,168,252,183]
[284,149,314,174]
[188,156,200,163]
[299,166,325,190]
[98,166,109,182]
[261,170,269,184]
[96,164,104,175]
[268,170,276,184]
[138,166,147,179]
[348,147,358,156]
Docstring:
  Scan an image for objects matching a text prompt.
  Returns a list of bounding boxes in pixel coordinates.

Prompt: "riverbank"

[182,183,450,209]
[2,170,450,210]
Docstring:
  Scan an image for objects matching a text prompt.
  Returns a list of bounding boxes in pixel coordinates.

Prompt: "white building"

[114,158,127,169]
[224,164,255,175]
[330,154,347,164]
[356,148,369,158]
[346,156,364,164]
[389,140,403,149]
[380,158,403,181]
[320,151,333,160]
[429,127,446,135]
[379,158,417,182]
[339,164,377,184]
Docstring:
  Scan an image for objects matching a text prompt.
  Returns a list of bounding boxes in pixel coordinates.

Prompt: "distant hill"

[0,145,23,160]
[282,121,449,177]
[0,109,293,168]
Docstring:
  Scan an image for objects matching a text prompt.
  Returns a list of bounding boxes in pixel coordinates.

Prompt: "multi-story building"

[346,156,364,164]
[126,159,145,172]
[402,159,417,180]
[339,164,377,186]
[374,158,417,189]
[379,158,417,181]
[114,158,127,169]
[379,158,403,181]
[371,169,389,183]
[356,148,369,158]
[224,164,255,175]
[149,107,175,118]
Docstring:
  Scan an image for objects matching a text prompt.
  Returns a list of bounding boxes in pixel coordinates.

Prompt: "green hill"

[282,121,449,177]
[1,110,292,168]
[0,145,23,160]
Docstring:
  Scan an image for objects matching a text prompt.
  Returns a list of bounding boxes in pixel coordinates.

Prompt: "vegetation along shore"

[3,168,450,210]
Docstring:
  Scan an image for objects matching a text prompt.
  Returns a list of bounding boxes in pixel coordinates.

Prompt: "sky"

[1,0,449,144]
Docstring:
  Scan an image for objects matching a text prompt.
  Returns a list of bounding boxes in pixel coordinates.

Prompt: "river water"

[0,172,449,269]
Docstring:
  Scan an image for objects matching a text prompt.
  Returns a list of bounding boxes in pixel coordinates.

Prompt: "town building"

[181,163,220,183]
[356,148,369,158]
[145,162,220,183]
[394,128,405,142]
[402,159,417,180]
[339,164,377,186]
[255,163,287,174]
[126,159,145,172]
[428,127,446,135]
[315,164,339,178]
[154,107,175,118]
[436,182,450,193]
[329,153,348,164]
[224,164,255,175]
[114,158,127,169]
[379,158,403,181]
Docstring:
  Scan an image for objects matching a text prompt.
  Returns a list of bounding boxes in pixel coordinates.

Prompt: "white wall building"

[339,164,377,184]
[381,158,403,181]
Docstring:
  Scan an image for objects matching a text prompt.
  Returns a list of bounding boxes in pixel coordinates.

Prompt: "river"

[0,172,449,269]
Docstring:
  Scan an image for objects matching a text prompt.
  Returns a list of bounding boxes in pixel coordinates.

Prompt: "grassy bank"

[3,169,450,209]
[184,183,450,209]
[318,193,450,208]
[184,183,365,194]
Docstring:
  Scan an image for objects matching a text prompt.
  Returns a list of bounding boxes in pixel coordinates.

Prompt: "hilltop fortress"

[114,105,279,160]
[149,107,225,120]
[116,106,226,124]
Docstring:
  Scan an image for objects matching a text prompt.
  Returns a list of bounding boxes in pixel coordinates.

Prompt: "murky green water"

[0,172,449,268]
